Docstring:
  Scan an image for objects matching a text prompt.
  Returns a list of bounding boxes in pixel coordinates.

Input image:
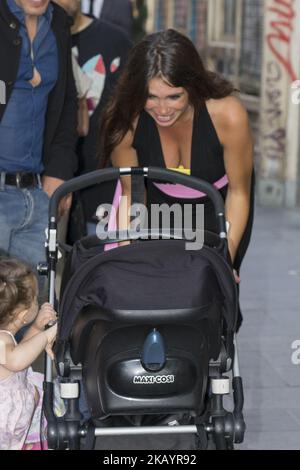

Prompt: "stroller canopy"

[57,239,238,341]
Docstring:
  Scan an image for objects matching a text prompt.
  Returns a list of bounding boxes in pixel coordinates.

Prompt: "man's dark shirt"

[72,19,131,221]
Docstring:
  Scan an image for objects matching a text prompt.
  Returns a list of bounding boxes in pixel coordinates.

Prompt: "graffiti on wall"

[267,0,297,82]
[260,0,297,204]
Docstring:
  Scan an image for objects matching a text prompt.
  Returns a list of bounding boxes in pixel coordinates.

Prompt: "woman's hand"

[33,303,57,331]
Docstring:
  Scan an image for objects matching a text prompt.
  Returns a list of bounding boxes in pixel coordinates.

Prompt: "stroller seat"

[55,239,235,421]
[73,306,210,418]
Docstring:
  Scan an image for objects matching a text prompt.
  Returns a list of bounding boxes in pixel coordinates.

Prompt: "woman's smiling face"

[145,77,191,128]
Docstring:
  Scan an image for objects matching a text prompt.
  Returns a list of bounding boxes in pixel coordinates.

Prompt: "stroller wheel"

[211,417,234,450]
[206,435,216,450]
[197,432,234,451]
[214,432,227,450]
[194,416,235,450]
[194,424,208,450]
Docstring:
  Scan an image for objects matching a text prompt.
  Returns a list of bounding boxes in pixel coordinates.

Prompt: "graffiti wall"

[259,0,300,206]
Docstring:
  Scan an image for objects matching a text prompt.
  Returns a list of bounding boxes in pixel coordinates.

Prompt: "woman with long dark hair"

[100,29,254,327]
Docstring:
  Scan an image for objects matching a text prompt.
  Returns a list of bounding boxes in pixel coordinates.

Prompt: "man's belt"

[1,172,41,188]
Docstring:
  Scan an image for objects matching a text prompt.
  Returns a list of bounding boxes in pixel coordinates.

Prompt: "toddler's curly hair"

[0,258,37,327]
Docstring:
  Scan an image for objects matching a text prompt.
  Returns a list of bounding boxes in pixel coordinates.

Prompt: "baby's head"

[0,258,38,329]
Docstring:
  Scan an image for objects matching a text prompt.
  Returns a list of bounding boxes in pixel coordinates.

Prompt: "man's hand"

[33,303,57,331]
[42,176,72,218]
[77,97,90,137]
[233,269,241,284]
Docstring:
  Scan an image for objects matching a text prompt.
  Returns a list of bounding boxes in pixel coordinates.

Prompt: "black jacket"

[0,1,78,180]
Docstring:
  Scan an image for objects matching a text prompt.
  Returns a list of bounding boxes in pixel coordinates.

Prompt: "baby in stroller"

[42,166,245,450]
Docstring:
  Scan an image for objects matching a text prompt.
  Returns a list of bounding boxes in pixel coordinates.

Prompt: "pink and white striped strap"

[153,174,228,199]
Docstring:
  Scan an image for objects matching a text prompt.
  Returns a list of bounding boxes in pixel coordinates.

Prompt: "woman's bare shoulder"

[207,95,249,130]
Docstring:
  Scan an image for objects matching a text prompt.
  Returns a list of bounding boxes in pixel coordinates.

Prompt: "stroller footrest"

[80,425,199,437]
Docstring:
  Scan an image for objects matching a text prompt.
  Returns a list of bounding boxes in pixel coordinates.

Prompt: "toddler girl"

[0,257,57,450]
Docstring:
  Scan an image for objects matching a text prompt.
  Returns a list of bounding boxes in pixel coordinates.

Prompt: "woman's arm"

[111,128,140,235]
[215,96,254,264]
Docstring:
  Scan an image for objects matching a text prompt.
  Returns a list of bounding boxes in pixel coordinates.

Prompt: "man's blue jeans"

[0,184,49,292]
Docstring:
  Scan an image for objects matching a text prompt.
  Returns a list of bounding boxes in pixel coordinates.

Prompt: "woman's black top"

[132,104,254,271]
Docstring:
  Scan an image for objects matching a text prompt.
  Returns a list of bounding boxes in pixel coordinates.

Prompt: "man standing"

[81,0,133,38]
[0,1,77,275]
[54,0,132,240]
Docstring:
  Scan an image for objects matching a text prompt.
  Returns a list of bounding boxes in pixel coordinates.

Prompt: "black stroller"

[42,167,245,450]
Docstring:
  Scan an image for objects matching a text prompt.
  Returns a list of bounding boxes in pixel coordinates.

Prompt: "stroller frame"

[42,167,246,450]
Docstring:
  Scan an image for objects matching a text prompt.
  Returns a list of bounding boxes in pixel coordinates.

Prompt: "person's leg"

[0,185,25,257]
[9,187,49,296]
[0,186,47,340]
[79,382,91,422]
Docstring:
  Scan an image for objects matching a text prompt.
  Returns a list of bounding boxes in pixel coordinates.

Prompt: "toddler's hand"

[45,323,57,360]
[34,303,57,331]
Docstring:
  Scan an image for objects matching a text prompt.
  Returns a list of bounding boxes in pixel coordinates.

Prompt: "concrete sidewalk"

[238,205,300,450]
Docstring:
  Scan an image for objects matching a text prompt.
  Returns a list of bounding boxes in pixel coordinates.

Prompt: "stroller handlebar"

[49,167,227,237]
[49,167,120,219]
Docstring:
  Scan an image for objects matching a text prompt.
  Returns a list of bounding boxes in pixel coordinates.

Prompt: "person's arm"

[43,26,78,216]
[110,129,139,234]
[71,53,91,137]
[42,176,73,218]
[0,325,57,372]
[217,96,253,264]
[21,303,57,342]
